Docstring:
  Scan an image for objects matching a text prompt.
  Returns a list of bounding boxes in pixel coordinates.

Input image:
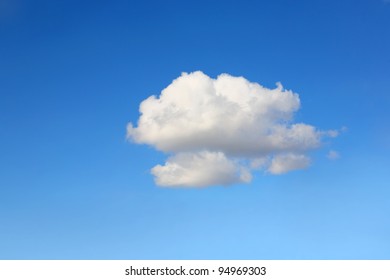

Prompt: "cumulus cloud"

[128,71,336,187]
[151,151,251,187]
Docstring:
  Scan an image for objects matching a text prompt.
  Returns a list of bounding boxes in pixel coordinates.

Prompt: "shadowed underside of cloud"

[127,71,337,187]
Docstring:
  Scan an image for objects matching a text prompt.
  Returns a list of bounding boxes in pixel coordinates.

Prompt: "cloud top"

[128,71,335,187]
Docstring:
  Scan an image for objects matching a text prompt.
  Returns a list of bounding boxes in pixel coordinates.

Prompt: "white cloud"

[151,151,251,187]
[323,129,339,138]
[327,150,340,160]
[250,157,269,170]
[267,153,311,174]
[128,71,337,187]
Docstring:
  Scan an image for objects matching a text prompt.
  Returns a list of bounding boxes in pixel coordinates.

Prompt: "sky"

[0,0,390,259]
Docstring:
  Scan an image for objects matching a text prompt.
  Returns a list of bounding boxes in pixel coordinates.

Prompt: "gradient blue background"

[1,0,389,259]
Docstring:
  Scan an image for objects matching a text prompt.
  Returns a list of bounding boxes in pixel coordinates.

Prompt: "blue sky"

[0,0,389,259]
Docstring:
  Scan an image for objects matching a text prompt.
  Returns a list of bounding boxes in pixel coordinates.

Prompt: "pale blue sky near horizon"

[1,0,390,259]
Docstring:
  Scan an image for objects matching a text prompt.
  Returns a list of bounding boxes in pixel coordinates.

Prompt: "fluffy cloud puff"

[151,151,251,187]
[128,71,335,187]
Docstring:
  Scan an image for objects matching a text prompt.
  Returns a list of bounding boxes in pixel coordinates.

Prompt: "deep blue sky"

[1,0,389,259]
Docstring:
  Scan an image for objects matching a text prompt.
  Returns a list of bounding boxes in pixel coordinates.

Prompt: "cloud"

[151,151,251,187]
[327,150,340,160]
[268,153,311,174]
[128,71,336,187]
